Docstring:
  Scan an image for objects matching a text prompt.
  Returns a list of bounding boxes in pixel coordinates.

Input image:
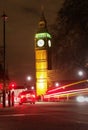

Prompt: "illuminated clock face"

[37,39,44,47]
[48,40,51,47]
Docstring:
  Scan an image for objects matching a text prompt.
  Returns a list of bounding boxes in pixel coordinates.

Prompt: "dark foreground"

[0,101,88,130]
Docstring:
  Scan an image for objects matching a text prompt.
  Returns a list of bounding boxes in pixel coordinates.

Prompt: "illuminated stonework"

[35,50,47,95]
[35,32,51,39]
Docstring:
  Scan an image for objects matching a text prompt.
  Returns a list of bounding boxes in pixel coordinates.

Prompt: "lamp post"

[78,70,84,77]
[77,70,85,80]
[55,82,60,87]
[26,76,32,89]
[2,12,8,107]
[27,76,32,81]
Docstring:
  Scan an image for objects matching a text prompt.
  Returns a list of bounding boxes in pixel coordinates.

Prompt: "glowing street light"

[55,82,60,87]
[78,70,84,77]
[31,86,34,90]
[26,76,32,89]
[27,76,32,81]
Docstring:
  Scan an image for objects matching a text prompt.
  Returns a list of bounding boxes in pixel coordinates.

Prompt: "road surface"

[0,101,88,130]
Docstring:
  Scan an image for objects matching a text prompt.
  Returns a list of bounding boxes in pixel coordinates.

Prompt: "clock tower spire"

[37,10,48,33]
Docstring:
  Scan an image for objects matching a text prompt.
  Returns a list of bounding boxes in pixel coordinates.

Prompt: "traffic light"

[0,84,3,90]
[9,82,16,90]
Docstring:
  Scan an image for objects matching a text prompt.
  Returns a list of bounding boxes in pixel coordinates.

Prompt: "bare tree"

[51,0,88,77]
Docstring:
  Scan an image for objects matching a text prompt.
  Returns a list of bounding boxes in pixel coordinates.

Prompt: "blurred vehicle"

[76,95,88,103]
[18,90,36,105]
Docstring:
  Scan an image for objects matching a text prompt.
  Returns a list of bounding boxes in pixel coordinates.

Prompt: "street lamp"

[31,86,34,90]
[2,12,8,107]
[27,76,32,81]
[78,70,84,77]
[55,82,60,87]
[26,76,32,89]
[77,69,87,80]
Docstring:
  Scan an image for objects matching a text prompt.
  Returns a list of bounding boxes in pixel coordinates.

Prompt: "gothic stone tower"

[34,12,52,96]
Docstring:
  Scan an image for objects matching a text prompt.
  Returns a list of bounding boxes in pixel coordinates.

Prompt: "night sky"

[0,0,64,85]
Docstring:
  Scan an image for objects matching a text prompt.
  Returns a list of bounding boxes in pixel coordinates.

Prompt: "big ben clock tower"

[35,11,52,96]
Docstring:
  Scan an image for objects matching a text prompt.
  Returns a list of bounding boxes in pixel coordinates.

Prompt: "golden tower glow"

[35,11,52,96]
[35,50,47,95]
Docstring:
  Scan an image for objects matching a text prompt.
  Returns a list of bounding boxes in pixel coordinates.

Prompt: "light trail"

[44,88,88,98]
[47,79,88,93]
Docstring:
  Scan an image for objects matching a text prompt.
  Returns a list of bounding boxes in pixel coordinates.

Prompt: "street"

[0,101,88,130]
